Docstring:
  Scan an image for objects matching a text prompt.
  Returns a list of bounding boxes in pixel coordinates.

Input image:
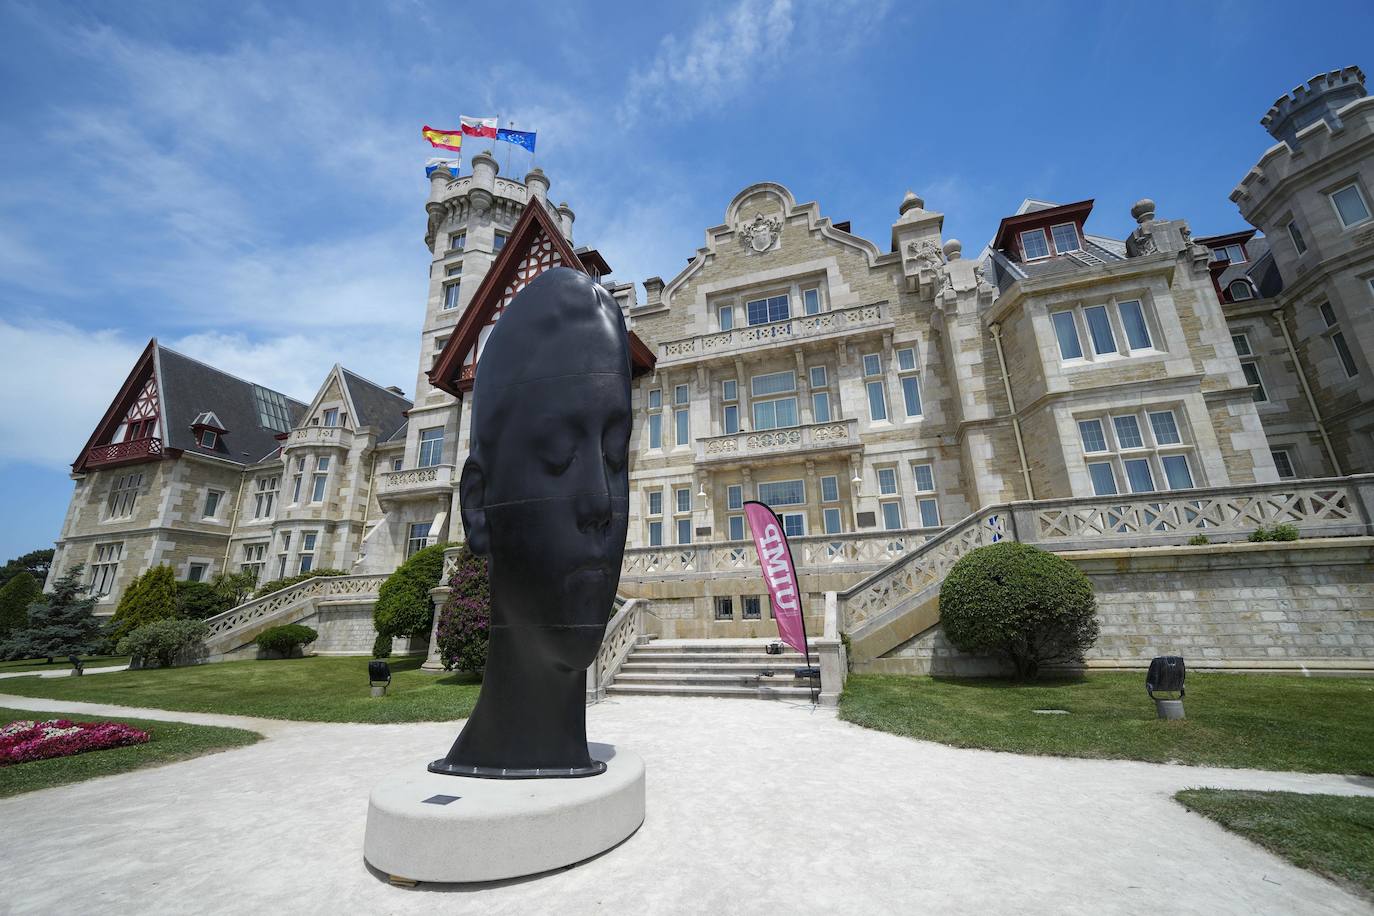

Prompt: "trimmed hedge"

[0,572,40,640]
[254,624,318,658]
[939,541,1099,680]
[117,618,209,669]
[251,569,348,599]
[373,543,450,641]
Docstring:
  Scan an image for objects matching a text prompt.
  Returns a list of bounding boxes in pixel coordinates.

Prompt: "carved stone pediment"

[737,212,783,253]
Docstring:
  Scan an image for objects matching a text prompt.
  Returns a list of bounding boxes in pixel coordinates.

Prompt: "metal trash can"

[1146,655,1186,720]
[369,660,392,698]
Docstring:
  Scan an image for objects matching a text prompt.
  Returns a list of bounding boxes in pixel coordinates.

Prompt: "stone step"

[619,662,816,676]
[603,683,815,700]
[623,652,813,665]
[634,642,817,654]
[614,672,817,687]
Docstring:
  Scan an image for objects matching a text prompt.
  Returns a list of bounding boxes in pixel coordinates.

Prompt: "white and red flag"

[743,501,809,657]
[460,116,498,138]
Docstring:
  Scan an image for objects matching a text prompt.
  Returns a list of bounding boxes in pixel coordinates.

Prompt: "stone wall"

[871,538,1374,676]
[308,601,425,656]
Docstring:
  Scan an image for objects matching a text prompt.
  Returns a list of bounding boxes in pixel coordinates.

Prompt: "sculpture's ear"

[458,455,490,557]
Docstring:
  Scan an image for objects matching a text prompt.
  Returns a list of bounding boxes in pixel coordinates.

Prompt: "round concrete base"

[1155,698,1185,720]
[363,743,644,884]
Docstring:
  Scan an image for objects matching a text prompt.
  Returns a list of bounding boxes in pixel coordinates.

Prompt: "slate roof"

[985,199,1128,294]
[156,345,307,466]
[339,368,411,442]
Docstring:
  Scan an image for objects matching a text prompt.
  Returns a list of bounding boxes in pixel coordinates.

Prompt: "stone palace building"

[50,67,1374,660]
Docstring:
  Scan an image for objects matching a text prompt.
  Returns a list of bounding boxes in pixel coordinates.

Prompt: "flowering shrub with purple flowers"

[1,718,151,766]
[435,547,491,673]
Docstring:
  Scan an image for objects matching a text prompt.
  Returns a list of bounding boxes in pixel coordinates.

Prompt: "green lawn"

[0,655,481,724]
[1176,789,1374,901]
[0,656,129,674]
[0,706,261,798]
[839,673,1374,774]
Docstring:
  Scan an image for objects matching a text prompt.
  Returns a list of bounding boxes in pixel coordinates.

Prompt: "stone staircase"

[604,639,821,700]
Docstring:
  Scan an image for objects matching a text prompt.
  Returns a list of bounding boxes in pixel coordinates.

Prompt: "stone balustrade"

[696,418,860,465]
[202,573,388,660]
[620,527,935,582]
[655,301,892,367]
[378,464,455,504]
[589,596,645,702]
[287,425,354,450]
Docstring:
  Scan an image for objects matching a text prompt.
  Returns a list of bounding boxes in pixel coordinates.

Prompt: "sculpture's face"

[477,367,631,671]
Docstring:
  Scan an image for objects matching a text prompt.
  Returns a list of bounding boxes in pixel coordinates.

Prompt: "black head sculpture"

[429,266,632,779]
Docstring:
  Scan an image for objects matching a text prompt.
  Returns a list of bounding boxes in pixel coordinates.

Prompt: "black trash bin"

[1146,655,1185,719]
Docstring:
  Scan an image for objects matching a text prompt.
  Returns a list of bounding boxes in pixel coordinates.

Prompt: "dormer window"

[1211,243,1246,264]
[1019,228,1050,261]
[1050,223,1081,254]
[1227,280,1254,301]
[198,429,218,449]
[189,411,226,450]
[323,408,339,427]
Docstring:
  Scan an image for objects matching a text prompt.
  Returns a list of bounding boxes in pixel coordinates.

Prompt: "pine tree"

[109,565,179,641]
[0,571,40,641]
[2,568,103,663]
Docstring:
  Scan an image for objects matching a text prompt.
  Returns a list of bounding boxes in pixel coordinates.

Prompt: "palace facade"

[51,67,1373,632]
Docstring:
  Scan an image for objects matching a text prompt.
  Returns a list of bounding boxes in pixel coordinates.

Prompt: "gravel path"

[1,693,1370,915]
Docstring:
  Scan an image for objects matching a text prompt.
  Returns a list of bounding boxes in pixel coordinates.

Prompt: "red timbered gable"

[73,339,168,473]
[429,200,655,396]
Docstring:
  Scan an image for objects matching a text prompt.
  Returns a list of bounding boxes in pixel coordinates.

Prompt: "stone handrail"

[590,597,644,702]
[621,527,936,581]
[656,301,892,365]
[839,474,1374,657]
[697,418,860,464]
[381,464,454,490]
[287,425,353,449]
[203,574,388,641]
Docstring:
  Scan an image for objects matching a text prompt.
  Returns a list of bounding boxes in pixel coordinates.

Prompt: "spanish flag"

[422,126,463,152]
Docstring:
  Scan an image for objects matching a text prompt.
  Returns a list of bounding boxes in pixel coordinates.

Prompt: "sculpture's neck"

[437,612,593,775]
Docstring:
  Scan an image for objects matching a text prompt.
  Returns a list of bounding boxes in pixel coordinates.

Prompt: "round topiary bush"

[254,623,319,659]
[938,541,1099,680]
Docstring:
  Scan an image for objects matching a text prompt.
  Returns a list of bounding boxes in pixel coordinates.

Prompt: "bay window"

[1078,406,1196,496]
[751,371,798,430]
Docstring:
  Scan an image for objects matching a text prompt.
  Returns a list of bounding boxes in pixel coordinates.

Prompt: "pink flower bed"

[0,718,151,766]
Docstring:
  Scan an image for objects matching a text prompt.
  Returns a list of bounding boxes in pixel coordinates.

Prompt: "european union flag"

[496,128,536,153]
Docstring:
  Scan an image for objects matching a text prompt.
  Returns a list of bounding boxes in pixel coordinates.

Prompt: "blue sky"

[0,0,1370,561]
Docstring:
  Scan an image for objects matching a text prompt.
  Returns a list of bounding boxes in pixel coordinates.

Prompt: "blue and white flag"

[496,128,536,153]
[425,157,460,178]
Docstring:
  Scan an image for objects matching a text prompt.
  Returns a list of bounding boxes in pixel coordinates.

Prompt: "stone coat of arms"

[738,212,783,253]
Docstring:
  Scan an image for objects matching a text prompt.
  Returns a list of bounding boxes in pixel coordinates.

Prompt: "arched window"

[1228,280,1254,301]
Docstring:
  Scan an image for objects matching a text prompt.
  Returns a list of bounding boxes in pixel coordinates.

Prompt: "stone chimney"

[643,276,664,305]
[1261,66,1367,148]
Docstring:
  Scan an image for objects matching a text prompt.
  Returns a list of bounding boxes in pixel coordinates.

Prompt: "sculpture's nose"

[574,449,613,535]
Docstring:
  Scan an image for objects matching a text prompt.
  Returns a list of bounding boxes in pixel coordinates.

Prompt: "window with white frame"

[1051,222,1081,254]
[1329,182,1371,228]
[863,354,887,421]
[674,488,692,544]
[823,506,842,534]
[877,467,898,496]
[802,287,821,315]
[676,487,692,514]
[299,531,318,572]
[493,230,508,251]
[674,384,690,445]
[1232,333,1267,402]
[647,388,662,448]
[809,366,831,422]
[323,408,339,427]
[445,265,460,278]
[751,371,798,430]
[880,499,903,530]
[721,379,739,434]
[877,466,902,530]
[647,489,663,547]
[406,523,430,559]
[676,518,692,545]
[449,231,465,251]
[89,542,123,597]
[443,279,461,310]
[1077,407,1196,496]
[896,346,922,418]
[202,489,224,519]
[291,457,304,503]
[1020,228,1050,260]
[198,429,218,449]
[105,472,142,519]
[1287,220,1307,255]
[1050,299,1154,363]
[418,427,445,467]
[746,294,790,326]
[1271,448,1298,479]
[253,475,280,519]
[1319,302,1359,378]
[820,475,839,503]
[727,485,744,540]
[717,304,734,331]
[757,479,804,507]
[391,457,403,471]
[276,532,291,579]
[779,512,805,537]
[911,463,940,527]
[1227,280,1254,301]
[1210,243,1246,264]
[240,542,267,581]
[310,456,330,503]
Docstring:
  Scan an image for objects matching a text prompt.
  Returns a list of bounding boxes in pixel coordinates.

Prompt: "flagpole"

[504,120,513,175]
